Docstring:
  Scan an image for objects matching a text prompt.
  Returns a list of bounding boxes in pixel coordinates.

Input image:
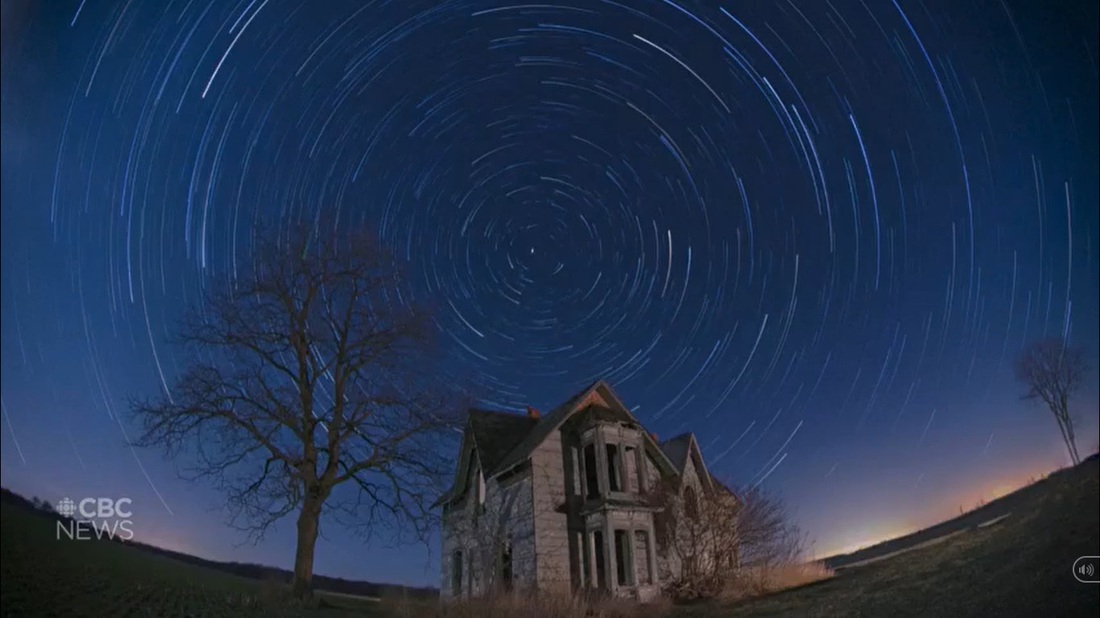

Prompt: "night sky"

[2,0,1098,588]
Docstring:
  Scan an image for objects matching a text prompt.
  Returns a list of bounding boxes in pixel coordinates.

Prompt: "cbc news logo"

[55,497,135,542]
[1073,556,1099,583]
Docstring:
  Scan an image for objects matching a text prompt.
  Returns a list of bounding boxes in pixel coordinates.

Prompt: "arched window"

[684,485,699,520]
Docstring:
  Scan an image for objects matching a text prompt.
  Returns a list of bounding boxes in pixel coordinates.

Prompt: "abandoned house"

[434,380,727,601]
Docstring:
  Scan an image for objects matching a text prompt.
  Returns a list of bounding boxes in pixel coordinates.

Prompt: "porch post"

[605,519,616,593]
[647,521,659,587]
[595,431,608,496]
[586,528,597,588]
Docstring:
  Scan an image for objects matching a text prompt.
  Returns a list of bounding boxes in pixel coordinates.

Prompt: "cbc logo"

[1073,556,1099,583]
[56,497,133,519]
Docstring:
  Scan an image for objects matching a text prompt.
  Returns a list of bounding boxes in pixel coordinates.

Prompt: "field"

[2,456,1097,617]
[703,455,1100,618]
[0,502,386,617]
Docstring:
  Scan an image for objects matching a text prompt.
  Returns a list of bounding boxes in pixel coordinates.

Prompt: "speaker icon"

[1073,556,1099,583]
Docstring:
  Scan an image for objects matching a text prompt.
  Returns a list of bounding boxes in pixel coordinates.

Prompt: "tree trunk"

[1063,415,1080,465]
[1058,396,1080,465]
[1054,409,1079,466]
[291,499,322,599]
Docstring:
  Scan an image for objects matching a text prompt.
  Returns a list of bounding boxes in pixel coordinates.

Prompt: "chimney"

[527,406,540,420]
[650,431,659,442]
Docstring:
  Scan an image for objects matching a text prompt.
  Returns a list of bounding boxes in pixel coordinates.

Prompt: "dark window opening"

[606,444,622,492]
[572,447,582,496]
[684,485,699,520]
[500,540,513,590]
[593,530,607,589]
[584,443,600,499]
[579,531,590,587]
[614,529,632,586]
[452,550,463,596]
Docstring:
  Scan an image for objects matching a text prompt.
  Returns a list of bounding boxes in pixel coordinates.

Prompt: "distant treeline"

[0,487,438,600]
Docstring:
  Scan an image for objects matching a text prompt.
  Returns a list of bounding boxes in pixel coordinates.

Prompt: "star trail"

[1,0,1097,584]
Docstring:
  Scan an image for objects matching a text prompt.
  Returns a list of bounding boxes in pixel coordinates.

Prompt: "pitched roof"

[431,408,538,508]
[467,408,540,473]
[659,433,693,472]
[436,380,682,507]
[660,432,715,492]
[709,474,739,500]
[486,379,605,475]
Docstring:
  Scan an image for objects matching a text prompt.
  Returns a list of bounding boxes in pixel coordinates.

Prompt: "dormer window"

[623,446,638,493]
[606,444,623,492]
[477,469,486,506]
[583,443,600,499]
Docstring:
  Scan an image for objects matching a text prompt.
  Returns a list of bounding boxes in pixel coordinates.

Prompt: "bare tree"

[131,225,462,599]
[733,487,802,568]
[647,480,803,600]
[445,476,531,597]
[648,478,738,599]
[1015,339,1088,465]
[442,455,572,599]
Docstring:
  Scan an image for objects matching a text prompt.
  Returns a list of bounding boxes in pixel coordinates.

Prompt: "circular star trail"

[1,0,1097,565]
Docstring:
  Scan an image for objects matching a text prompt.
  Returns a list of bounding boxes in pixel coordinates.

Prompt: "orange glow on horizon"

[131,530,203,558]
[816,523,919,558]
[818,459,1064,559]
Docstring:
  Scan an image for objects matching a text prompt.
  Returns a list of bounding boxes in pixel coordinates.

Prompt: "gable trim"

[432,422,481,508]
[686,434,713,492]
[489,380,679,479]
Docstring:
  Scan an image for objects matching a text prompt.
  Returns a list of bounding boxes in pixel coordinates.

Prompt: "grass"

[721,561,836,601]
[0,503,387,617]
[674,455,1100,618]
[2,456,1097,616]
[381,592,667,618]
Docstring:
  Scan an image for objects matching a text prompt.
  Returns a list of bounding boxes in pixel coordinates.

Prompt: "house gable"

[490,380,678,480]
[659,433,713,493]
[575,388,611,411]
[435,409,537,508]
[684,434,713,493]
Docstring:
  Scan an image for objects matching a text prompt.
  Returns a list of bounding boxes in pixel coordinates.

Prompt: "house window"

[593,530,607,589]
[614,529,633,586]
[684,485,699,520]
[500,539,513,590]
[579,531,590,587]
[583,443,600,499]
[606,444,623,492]
[452,550,463,596]
[634,530,652,585]
[623,446,638,493]
[572,446,582,496]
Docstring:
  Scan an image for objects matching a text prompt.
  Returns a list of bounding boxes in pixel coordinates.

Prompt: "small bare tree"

[732,487,804,591]
[648,479,803,600]
[1015,339,1088,465]
[649,479,738,599]
[131,225,461,599]
[443,456,571,598]
[446,478,530,596]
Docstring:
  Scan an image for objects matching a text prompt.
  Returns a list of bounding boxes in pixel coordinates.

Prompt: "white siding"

[530,429,572,593]
[645,453,662,489]
[441,466,536,598]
